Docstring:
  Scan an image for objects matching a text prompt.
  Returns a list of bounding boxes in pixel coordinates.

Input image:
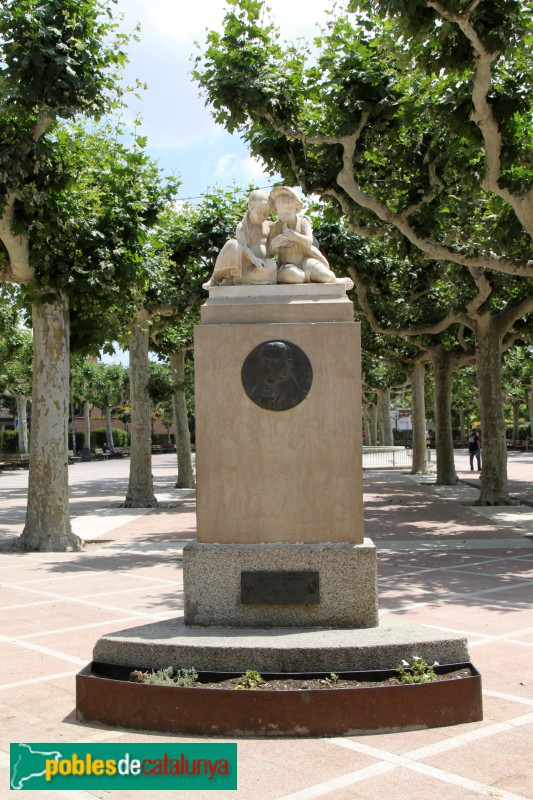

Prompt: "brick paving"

[0,453,532,799]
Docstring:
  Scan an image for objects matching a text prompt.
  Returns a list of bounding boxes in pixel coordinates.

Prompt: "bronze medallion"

[241,340,313,411]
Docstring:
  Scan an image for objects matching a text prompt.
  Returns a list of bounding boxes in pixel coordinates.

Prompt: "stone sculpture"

[267,186,337,285]
[204,185,345,288]
[203,189,278,287]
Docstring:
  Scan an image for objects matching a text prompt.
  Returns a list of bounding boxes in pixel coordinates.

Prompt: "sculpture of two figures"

[203,186,339,288]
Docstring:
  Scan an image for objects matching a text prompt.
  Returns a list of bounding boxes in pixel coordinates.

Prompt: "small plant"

[397,656,438,684]
[174,667,199,687]
[328,673,339,685]
[130,666,198,687]
[239,669,264,689]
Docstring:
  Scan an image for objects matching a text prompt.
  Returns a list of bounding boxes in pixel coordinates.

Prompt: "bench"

[93,448,110,460]
[506,439,528,451]
[0,452,30,469]
[68,450,82,464]
[110,447,125,458]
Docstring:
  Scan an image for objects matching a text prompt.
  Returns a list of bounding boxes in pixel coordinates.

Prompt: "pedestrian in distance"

[468,427,482,472]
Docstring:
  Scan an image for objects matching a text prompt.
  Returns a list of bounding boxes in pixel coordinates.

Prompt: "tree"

[70,358,127,452]
[0,0,169,550]
[0,298,32,452]
[140,189,249,492]
[194,0,533,504]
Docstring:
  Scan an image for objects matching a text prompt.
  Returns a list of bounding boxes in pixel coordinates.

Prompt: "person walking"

[468,427,482,472]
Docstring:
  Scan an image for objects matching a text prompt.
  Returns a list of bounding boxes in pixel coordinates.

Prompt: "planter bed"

[76,661,482,737]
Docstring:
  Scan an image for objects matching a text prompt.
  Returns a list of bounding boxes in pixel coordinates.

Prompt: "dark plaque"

[241,570,320,605]
[241,340,312,411]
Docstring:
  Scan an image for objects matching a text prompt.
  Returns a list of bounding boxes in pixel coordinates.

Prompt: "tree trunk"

[369,402,378,446]
[380,387,394,446]
[15,395,29,453]
[475,315,512,505]
[70,402,77,454]
[458,407,466,446]
[528,391,533,444]
[512,400,520,441]
[19,295,82,551]
[363,405,372,447]
[432,348,458,485]
[376,391,384,445]
[104,405,114,448]
[123,316,157,507]
[170,349,195,489]
[410,361,429,474]
[81,401,92,460]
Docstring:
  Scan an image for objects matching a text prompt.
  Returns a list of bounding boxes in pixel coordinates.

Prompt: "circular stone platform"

[91,615,469,673]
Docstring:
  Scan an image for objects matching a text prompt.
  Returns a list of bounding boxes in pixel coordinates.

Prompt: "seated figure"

[267,186,336,284]
[203,189,278,287]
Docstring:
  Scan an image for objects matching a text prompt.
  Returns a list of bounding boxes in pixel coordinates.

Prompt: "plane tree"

[194,0,533,504]
[130,189,249,494]
[0,0,170,550]
[0,301,32,453]
[501,345,533,440]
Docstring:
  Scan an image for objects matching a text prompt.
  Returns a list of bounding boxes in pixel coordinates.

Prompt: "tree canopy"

[194,0,533,278]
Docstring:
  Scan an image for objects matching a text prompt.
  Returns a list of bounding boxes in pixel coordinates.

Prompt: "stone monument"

[90,188,470,679]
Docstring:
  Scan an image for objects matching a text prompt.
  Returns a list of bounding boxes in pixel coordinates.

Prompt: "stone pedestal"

[184,541,378,627]
[185,281,376,628]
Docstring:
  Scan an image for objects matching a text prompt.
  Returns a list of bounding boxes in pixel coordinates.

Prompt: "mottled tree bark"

[432,348,458,486]
[171,349,195,489]
[15,395,29,453]
[369,401,378,446]
[512,400,520,442]
[363,405,372,446]
[475,314,512,505]
[104,405,115,448]
[19,296,82,551]
[410,361,429,474]
[123,315,157,507]
[379,387,394,446]
[81,401,92,460]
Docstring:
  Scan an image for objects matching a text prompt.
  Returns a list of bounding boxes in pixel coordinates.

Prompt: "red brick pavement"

[0,453,531,799]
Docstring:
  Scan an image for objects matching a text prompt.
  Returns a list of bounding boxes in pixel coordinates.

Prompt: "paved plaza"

[0,452,532,799]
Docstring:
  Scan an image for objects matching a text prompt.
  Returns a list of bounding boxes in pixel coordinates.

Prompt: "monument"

[78,189,477,735]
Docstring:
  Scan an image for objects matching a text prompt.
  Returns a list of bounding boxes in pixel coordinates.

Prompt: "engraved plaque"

[241,570,320,605]
[241,340,312,411]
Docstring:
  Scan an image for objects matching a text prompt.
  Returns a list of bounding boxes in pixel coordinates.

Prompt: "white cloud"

[214,153,274,186]
[241,156,271,182]
[215,153,235,179]
[121,0,332,46]
[113,0,335,195]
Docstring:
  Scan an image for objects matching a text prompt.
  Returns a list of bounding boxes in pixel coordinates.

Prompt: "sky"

[104,0,333,365]
[113,0,333,201]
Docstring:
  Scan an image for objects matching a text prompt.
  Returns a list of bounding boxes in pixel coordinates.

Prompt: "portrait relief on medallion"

[241,340,313,412]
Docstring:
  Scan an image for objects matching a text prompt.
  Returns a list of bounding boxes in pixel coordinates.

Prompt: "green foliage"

[397,656,438,684]
[0,0,128,122]
[0,304,33,397]
[90,427,128,448]
[70,359,128,408]
[0,429,20,453]
[132,666,198,687]
[239,669,264,689]
[0,0,131,209]
[194,1,533,263]
[68,430,85,451]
